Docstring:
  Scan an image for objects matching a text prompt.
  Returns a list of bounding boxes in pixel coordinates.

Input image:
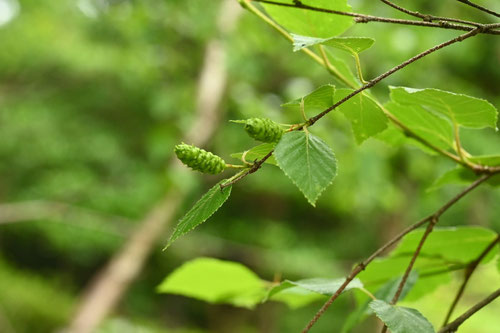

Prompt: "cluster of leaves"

[165,0,500,331]
[159,226,499,332]
[168,83,498,247]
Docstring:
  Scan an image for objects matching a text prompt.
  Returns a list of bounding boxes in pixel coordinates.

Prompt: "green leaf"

[375,123,438,155]
[157,258,266,308]
[262,0,353,38]
[292,34,375,54]
[165,181,231,248]
[429,167,500,191]
[341,273,417,333]
[230,143,278,166]
[274,131,337,206]
[324,49,359,87]
[392,226,498,264]
[390,86,498,129]
[282,84,335,116]
[374,272,418,302]
[427,167,477,191]
[335,89,388,144]
[268,286,324,309]
[357,256,452,301]
[385,101,454,151]
[469,155,500,167]
[369,300,435,333]
[268,277,363,299]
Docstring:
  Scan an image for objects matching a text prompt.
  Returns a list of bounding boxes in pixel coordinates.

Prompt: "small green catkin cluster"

[174,143,226,174]
[243,118,283,143]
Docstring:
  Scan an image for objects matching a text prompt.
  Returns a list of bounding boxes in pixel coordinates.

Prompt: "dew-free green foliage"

[262,0,353,38]
[470,155,500,167]
[389,87,498,130]
[3,0,500,332]
[165,181,232,248]
[275,131,337,206]
[282,84,335,116]
[268,277,363,298]
[369,300,435,333]
[292,34,375,54]
[391,226,498,263]
[428,167,479,191]
[341,273,418,333]
[174,144,227,174]
[354,227,499,307]
[335,89,388,143]
[385,101,455,151]
[157,257,266,308]
[231,143,278,166]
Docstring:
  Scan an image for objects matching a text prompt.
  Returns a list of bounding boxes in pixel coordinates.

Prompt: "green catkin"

[243,118,283,143]
[174,144,226,174]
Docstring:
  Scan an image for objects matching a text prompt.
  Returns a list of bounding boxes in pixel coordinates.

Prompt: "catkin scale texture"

[174,144,226,174]
[244,118,283,143]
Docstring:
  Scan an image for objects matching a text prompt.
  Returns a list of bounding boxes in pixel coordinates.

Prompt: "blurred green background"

[0,0,498,332]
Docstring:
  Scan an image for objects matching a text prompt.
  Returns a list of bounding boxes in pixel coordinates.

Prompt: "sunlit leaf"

[390,86,498,129]
[268,277,363,299]
[292,34,375,54]
[275,131,337,206]
[268,286,324,309]
[157,258,266,308]
[392,226,498,264]
[263,0,353,38]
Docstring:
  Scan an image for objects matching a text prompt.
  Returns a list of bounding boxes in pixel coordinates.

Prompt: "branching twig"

[455,0,500,18]
[438,288,500,333]
[303,173,494,333]
[378,0,483,27]
[307,27,483,126]
[441,234,500,326]
[251,0,500,35]
[219,26,498,187]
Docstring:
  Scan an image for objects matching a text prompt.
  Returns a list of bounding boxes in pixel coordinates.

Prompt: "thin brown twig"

[307,27,482,126]
[379,174,493,332]
[438,288,500,333]
[304,173,494,333]
[251,0,500,35]
[441,234,500,326]
[378,0,483,27]
[221,27,495,188]
[455,0,500,18]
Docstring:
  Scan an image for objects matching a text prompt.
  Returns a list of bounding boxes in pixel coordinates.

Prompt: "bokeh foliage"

[0,0,498,332]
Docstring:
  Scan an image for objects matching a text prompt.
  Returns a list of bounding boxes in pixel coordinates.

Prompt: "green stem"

[359,287,377,300]
[226,163,247,169]
[240,0,354,88]
[353,53,367,84]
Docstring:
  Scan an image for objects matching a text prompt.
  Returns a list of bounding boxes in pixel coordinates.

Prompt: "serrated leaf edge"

[275,132,337,206]
[164,182,232,249]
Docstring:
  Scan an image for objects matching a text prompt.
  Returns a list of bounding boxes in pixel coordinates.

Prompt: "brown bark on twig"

[438,288,500,333]
[65,1,241,332]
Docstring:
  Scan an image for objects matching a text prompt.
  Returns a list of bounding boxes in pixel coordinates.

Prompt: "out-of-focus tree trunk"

[66,1,241,332]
